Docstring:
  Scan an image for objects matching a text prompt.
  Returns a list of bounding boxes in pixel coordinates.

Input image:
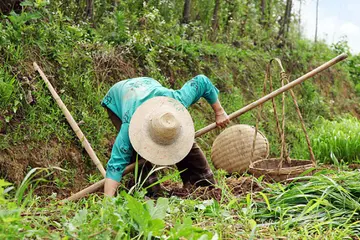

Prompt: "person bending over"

[101,75,230,197]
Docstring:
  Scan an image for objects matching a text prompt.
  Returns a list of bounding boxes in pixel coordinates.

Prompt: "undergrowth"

[1,0,360,239]
[2,167,360,239]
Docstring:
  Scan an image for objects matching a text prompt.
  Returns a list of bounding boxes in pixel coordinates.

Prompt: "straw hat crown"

[129,96,195,165]
[149,111,180,145]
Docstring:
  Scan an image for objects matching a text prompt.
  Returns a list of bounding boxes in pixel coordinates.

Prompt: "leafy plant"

[296,117,360,164]
[253,171,360,236]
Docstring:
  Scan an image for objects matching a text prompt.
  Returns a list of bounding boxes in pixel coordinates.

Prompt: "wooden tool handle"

[195,53,348,137]
[60,159,144,203]
[34,62,107,177]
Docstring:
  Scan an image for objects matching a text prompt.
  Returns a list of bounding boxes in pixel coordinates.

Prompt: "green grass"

[292,116,360,164]
[253,170,360,238]
[1,1,360,239]
[2,167,360,239]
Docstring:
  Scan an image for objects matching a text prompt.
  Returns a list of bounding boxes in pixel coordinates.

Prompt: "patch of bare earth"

[0,139,91,198]
[163,177,262,202]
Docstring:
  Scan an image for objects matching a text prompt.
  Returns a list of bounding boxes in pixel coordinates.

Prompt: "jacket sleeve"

[106,123,133,182]
[173,74,219,108]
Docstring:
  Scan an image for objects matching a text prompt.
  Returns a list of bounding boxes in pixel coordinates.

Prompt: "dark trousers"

[106,107,216,188]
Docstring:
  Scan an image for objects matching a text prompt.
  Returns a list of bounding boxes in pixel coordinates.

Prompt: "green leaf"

[125,193,151,225]
[147,197,168,220]
[72,209,88,226]
[20,0,34,7]
[0,179,12,188]
[258,192,271,211]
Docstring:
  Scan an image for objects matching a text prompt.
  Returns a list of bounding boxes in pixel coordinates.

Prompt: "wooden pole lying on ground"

[38,53,347,202]
[61,159,144,202]
[34,62,106,177]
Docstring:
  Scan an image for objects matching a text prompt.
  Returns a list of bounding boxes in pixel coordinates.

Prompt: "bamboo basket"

[211,124,269,174]
[249,159,314,181]
[248,58,316,182]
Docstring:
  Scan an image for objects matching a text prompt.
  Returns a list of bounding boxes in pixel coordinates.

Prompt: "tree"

[315,0,319,42]
[210,0,221,41]
[298,0,302,37]
[85,0,95,27]
[0,0,22,14]
[239,0,250,37]
[85,0,94,19]
[260,0,266,26]
[278,0,293,41]
[224,0,237,39]
[182,0,191,24]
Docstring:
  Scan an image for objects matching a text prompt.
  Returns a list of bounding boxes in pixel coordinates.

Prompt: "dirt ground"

[0,137,264,201]
[162,177,263,202]
[0,139,92,198]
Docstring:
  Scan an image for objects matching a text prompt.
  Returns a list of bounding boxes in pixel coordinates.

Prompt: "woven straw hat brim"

[129,96,195,165]
[211,124,269,173]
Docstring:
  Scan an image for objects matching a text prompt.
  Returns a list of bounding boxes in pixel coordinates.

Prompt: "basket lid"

[211,124,269,174]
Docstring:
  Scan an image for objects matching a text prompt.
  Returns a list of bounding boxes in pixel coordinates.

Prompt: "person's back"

[102,77,167,124]
[102,75,222,125]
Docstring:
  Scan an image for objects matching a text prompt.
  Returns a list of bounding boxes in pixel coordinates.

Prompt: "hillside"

[1,1,360,238]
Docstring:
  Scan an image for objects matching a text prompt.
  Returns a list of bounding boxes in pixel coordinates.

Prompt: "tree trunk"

[224,0,236,40]
[239,0,249,37]
[211,0,221,41]
[182,0,191,24]
[278,0,292,41]
[285,0,292,34]
[315,0,319,42]
[266,0,272,28]
[85,0,94,19]
[0,0,22,14]
[85,0,95,26]
[260,0,266,26]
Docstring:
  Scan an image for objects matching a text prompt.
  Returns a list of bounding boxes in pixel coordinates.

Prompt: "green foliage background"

[0,0,360,238]
[1,0,360,176]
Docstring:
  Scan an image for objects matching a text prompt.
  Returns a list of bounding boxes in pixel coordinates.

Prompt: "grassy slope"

[1,4,360,239]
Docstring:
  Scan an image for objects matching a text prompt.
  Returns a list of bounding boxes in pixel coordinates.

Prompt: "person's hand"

[215,110,230,128]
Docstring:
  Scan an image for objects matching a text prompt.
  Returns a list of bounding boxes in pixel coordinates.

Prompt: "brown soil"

[163,177,263,202]
[348,164,360,170]
[1,133,262,201]
[0,139,91,198]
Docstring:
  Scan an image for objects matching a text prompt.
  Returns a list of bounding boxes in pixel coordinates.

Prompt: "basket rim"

[249,158,315,175]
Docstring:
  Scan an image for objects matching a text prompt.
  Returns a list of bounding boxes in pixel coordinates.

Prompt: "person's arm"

[211,99,230,128]
[104,123,133,196]
[175,75,230,128]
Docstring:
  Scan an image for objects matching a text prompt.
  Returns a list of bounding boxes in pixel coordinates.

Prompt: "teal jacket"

[101,75,219,182]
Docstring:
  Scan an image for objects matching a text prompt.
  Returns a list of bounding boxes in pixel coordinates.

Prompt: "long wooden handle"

[60,159,143,203]
[195,53,348,137]
[33,62,107,177]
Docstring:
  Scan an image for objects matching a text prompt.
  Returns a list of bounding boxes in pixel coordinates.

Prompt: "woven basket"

[248,58,316,182]
[211,124,269,174]
[249,158,314,182]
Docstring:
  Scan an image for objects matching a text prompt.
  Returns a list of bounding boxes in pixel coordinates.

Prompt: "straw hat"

[211,124,269,174]
[129,96,195,165]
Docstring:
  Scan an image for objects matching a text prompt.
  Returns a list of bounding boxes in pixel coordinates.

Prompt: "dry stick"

[33,62,106,177]
[60,53,348,202]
